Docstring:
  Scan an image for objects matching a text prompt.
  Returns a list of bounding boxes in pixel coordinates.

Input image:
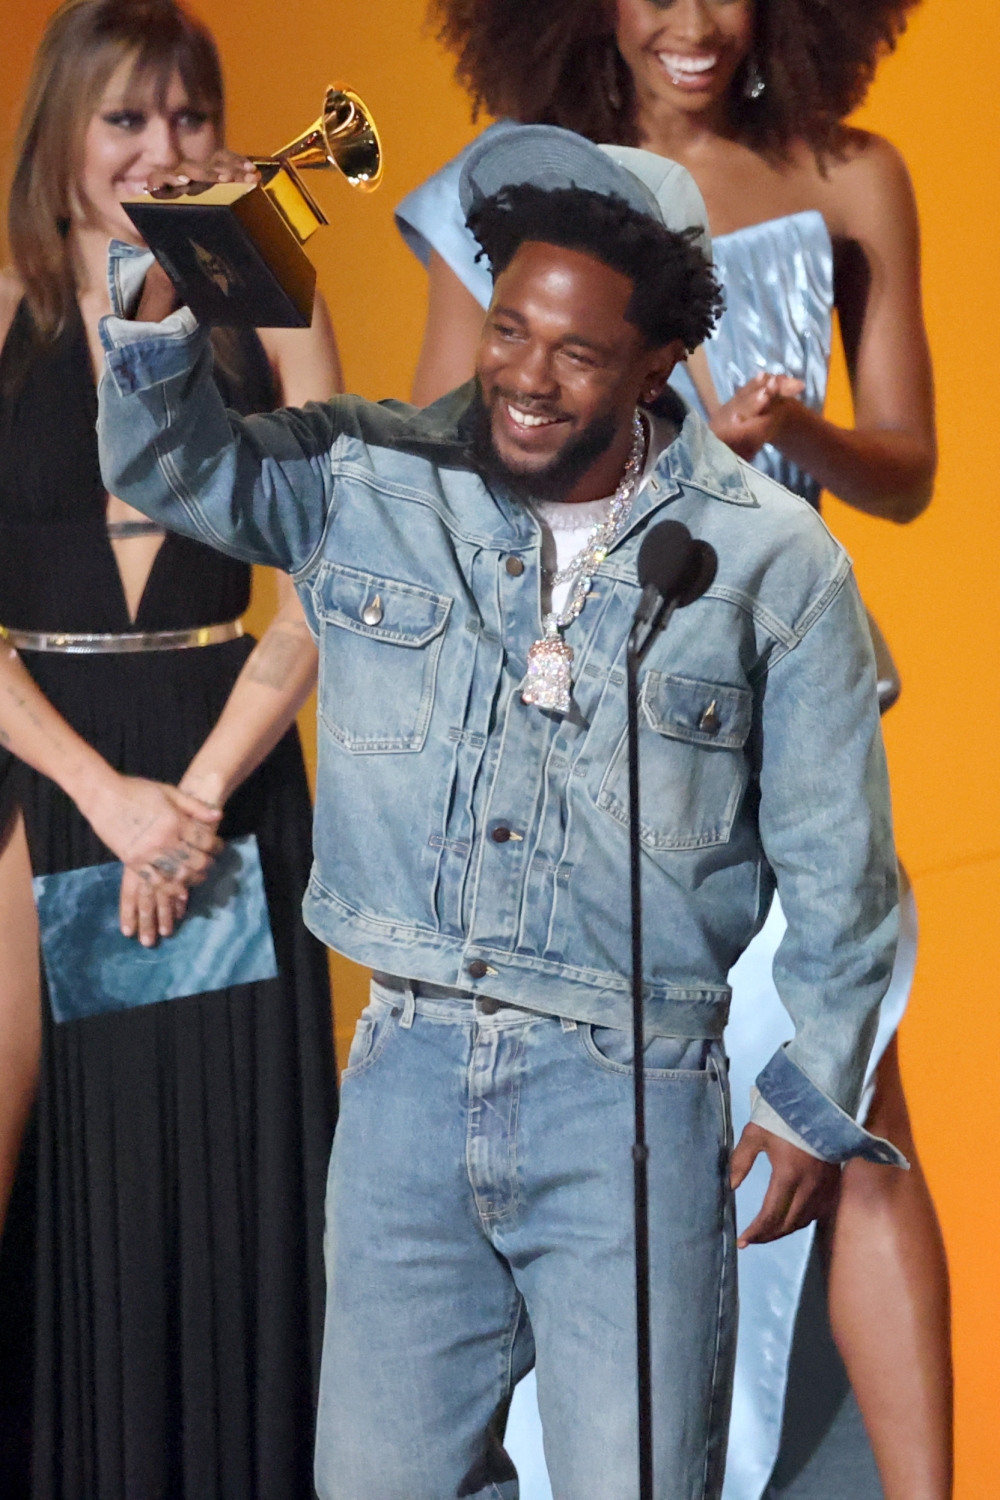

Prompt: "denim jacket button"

[504,556,525,577]
[361,595,383,626]
[699,700,721,734]
[467,960,489,979]
[491,826,512,843]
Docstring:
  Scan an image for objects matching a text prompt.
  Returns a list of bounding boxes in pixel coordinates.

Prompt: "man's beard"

[468,382,619,504]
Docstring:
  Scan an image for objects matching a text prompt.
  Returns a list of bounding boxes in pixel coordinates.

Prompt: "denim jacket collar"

[385,381,756,555]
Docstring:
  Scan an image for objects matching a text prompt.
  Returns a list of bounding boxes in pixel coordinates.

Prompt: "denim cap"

[458,124,712,261]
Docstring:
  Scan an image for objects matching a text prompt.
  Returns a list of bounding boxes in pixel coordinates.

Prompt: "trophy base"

[122,168,318,328]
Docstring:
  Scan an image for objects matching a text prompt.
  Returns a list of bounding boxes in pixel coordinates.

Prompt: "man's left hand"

[730,1123,840,1247]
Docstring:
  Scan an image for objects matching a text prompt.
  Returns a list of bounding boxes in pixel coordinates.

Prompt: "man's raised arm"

[97,242,342,575]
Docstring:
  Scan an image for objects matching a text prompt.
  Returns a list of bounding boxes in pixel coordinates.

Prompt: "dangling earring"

[743,56,766,101]
[604,43,623,111]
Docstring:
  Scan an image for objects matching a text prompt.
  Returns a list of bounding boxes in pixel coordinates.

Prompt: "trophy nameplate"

[122,86,382,328]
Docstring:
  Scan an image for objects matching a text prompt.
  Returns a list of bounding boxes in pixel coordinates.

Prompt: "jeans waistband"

[370,972,558,1027]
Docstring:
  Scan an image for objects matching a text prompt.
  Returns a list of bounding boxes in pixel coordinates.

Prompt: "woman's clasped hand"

[90,773,223,943]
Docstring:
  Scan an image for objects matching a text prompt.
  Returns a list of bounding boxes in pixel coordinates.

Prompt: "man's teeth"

[658,53,718,80]
[507,404,557,429]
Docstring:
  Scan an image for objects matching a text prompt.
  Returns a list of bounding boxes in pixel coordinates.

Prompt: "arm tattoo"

[3,683,65,753]
[151,851,185,880]
[245,623,311,690]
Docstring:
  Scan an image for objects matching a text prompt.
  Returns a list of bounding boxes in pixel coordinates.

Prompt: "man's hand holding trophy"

[125,85,382,327]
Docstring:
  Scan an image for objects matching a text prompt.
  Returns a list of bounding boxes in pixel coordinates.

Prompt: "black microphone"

[633,520,718,631]
[634,519,695,626]
[677,538,718,607]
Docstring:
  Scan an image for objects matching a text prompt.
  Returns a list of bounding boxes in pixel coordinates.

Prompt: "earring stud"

[744,57,766,101]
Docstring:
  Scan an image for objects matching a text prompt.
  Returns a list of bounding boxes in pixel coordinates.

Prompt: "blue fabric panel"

[35,834,278,1022]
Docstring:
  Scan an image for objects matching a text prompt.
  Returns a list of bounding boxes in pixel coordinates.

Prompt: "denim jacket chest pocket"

[311,561,452,753]
[596,672,753,850]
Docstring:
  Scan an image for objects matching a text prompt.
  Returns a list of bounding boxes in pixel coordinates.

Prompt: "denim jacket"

[97,244,902,1165]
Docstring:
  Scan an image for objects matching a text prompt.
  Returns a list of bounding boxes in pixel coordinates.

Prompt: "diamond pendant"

[522,633,574,713]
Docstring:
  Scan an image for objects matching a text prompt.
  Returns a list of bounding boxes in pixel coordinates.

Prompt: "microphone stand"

[626,595,678,1500]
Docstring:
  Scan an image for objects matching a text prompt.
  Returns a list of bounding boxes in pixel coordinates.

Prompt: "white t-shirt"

[530,413,676,617]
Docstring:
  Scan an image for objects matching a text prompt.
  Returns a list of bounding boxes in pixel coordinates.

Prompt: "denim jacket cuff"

[755,1045,908,1167]
[99,240,204,396]
[749,1088,824,1160]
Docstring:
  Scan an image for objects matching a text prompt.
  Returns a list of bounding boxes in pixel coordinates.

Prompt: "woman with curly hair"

[396,4,949,1500]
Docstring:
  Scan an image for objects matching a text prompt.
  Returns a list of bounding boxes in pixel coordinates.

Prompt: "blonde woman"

[0,2,340,1492]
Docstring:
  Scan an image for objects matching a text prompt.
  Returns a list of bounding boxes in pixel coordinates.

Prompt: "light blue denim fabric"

[96,243,901,1163]
[315,978,736,1500]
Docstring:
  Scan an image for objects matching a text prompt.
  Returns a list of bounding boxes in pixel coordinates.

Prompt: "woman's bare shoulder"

[818,130,918,238]
[0,269,24,350]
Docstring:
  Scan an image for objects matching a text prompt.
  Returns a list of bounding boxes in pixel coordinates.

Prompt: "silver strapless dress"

[669,209,833,508]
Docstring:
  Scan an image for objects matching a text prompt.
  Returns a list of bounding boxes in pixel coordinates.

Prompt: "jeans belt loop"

[561,1016,578,1032]
[400,984,416,1029]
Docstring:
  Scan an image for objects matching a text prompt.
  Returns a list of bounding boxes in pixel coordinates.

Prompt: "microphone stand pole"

[626,598,677,1500]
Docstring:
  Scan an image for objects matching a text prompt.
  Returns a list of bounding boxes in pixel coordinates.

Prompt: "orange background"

[2,1,998,1493]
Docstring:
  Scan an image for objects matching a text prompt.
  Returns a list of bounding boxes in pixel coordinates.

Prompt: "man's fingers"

[731,1123,841,1247]
[738,1175,798,1247]
[747,1174,834,1245]
[729,1132,763,1190]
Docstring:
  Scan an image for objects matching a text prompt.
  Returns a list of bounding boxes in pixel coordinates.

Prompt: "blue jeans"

[315,979,737,1500]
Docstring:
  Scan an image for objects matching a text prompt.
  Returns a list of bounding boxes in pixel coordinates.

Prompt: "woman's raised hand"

[710,372,805,461]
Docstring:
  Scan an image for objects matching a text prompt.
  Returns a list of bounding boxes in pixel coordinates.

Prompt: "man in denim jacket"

[97,128,902,1500]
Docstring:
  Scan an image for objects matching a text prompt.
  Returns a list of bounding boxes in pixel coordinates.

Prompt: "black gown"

[0,303,337,1499]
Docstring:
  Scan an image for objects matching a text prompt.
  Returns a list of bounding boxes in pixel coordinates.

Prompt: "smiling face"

[474,240,681,504]
[78,58,219,241]
[615,0,755,124]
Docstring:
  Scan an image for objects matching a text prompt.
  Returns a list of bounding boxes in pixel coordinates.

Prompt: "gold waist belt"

[0,620,244,654]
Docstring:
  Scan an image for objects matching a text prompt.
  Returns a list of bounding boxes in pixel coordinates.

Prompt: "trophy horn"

[120,82,383,328]
[275,85,383,193]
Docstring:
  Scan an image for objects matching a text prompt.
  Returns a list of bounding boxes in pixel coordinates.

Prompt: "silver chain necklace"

[522,411,646,714]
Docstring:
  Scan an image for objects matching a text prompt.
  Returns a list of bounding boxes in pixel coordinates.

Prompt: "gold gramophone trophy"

[122,86,382,327]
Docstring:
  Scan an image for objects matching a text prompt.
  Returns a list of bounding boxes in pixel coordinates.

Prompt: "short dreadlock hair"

[467,183,723,351]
